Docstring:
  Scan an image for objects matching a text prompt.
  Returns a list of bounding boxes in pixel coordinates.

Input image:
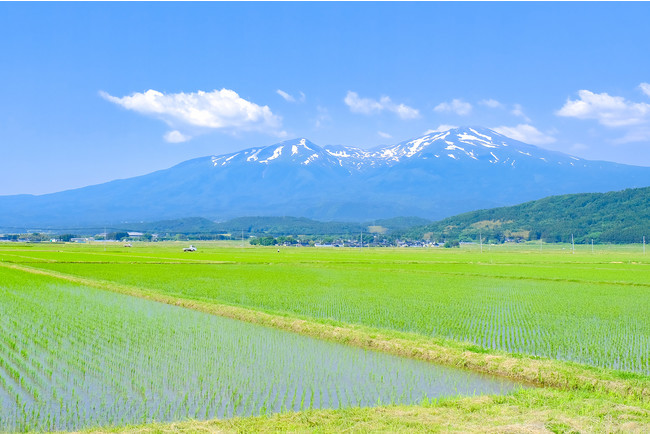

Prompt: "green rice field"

[0,241,648,431]
[0,267,521,431]
[3,242,647,375]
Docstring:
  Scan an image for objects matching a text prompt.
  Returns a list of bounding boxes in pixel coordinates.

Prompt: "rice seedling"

[0,266,522,432]
[20,244,648,375]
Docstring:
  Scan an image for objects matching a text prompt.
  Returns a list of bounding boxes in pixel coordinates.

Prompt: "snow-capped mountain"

[361,127,585,167]
[1,127,649,227]
[211,138,343,168]
[209,127,591,171]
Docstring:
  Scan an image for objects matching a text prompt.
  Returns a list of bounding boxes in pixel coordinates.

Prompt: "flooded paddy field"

[9,242,648,376]
[0,266,523,432]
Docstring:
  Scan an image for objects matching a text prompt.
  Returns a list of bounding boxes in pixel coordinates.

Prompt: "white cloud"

[424,124,457,135]
[163,130,191,143]
[433,99,472,116]
[394,103,420,119]
[492,124,556,145]
[556,89,650,127]
[344,91,420,119]
[344,92,383,114]
[478,99,503,109]
[640,83,650,98]
[377,131,392,139]
[511,104,531,122]
[276,89,305,103]
[100,88,283,140]
[276,89,295,102]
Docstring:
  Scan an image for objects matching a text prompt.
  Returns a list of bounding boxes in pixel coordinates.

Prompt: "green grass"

[86,388,649,433]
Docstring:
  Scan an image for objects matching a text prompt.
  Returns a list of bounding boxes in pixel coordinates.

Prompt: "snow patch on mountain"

[247,149,262,162]
[260,146,284,164]
[469,128,492,141]
[326,149,351,158]
[303,153,320,165]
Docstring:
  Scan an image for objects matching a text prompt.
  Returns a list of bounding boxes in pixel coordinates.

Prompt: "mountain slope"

[1,127,649,228]
[402,186,650,243]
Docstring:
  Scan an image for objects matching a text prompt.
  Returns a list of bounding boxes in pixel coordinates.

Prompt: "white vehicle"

[183,245,197,252]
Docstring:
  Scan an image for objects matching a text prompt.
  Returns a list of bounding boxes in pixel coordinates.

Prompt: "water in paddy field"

[0,280,524,432]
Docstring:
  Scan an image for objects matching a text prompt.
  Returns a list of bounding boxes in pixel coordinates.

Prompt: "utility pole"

[644,236,646,255]
[591,238,594,254]
[479,231,483,253]
[241,230,244,247]
[571,234,575,254]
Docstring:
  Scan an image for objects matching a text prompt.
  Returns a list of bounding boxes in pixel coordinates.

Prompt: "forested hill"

[402,187,650,244]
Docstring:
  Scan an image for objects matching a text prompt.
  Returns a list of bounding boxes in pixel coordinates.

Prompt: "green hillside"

[404,187,650,244]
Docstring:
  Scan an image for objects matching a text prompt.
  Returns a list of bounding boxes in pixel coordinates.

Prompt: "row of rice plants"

[31,257,649,375]
[0,267,521,432]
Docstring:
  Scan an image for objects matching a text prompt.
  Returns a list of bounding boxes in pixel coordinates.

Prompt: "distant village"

[0,231,156,244]
[0,230,517,249]
[0,230,459,247]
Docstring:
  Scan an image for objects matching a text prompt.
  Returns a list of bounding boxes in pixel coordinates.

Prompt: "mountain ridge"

[1,127,649,227]
[207,127,602,172]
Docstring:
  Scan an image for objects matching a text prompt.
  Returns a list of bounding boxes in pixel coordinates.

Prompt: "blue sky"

[2,2,650,195]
